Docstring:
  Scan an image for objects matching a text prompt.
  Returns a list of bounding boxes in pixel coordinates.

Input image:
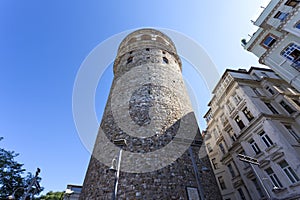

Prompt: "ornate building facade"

[243,0,300,91]
[204,67,300,200]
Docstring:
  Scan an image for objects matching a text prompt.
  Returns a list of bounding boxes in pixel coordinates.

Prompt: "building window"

[249,139,261,155]
[265,168,283,188]
[285,0,299,7]
[281,43,300,69]
[261,72,269,78]
[218,176,226,190]
[219,143,226,155]
[261,35,277,48]
[243,107,254,121]
[207,143,213,152]
[127,56,133,64]
[213,128,220,139]
[212,158,219,170]
[233,93,242,104]
[227,101,234,113]
[259,131,274,148]
[235,115,245,129]
[252,178,265,198]
[237,188,246,200]
[274,11,289,21]
[284,125,300,141]
[227,163,236,178]
[278,160,300,183]
[265,102,279,114]
[265,86,275,95]
[163,57,169,64]
[229,130,237,142]
[292,99,300,107]
[252,88,261,96]
[280,100,295,114]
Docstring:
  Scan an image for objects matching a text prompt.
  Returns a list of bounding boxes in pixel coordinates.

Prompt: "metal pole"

[112,149,122,200]
[250,163,271,199]
[188,147,205,200]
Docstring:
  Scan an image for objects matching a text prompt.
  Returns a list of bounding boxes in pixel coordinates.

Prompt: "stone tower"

[80,29,221,199]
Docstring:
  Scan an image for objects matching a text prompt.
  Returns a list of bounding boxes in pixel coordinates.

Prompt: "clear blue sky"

[0,0,270,194]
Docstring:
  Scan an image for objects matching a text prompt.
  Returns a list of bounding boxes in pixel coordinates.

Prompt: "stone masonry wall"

[80,29,221,200]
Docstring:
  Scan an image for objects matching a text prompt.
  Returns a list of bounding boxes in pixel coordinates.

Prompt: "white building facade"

[204,67,300,200]
[243,0,300,91]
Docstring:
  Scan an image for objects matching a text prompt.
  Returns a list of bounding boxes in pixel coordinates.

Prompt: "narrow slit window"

[163,57,169,64]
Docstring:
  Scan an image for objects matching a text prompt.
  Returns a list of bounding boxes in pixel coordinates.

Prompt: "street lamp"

[110,139,127,200]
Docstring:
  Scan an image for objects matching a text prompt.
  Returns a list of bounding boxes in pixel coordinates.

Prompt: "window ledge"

[290,181,300,188]
[272,187,287,194]
[254,152,264,159]
[265,143,277,152]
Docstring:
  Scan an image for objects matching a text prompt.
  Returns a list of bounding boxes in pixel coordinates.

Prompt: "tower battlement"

[113,28,182,75]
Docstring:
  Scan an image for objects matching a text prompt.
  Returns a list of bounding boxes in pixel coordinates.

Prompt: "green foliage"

[36,191,64,200]
[0,137,43,199]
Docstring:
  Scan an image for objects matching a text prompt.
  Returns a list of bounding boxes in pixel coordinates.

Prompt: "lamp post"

[237,154,272,200]
[110,139,127,200]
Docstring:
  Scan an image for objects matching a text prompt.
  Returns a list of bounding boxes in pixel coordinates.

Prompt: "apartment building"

[204,67,300,200]
[243,0,300,91]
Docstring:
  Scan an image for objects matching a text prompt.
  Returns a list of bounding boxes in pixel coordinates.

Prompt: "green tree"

[0,137,43,199]
[36,191,64,200]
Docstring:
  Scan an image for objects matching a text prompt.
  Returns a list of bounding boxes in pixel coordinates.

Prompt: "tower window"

[163,57,169,64]
[127,56,133,64]
[274,11,289,21]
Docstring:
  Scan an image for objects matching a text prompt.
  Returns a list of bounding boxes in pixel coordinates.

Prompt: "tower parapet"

[113,29,182,76]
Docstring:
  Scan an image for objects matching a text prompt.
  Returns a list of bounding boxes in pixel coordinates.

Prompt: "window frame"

[274,11,289,21]
[235,115,245,130]
[280,100,296,114]
[278,160,300,184]
[242,107,254,121]
[218,176,226,190]
[260,34,277,49]
[249,139,261,155]
[285,0,299,8]
[284,124,300,141]
[265,167,283,188]
[259,131,274,148]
